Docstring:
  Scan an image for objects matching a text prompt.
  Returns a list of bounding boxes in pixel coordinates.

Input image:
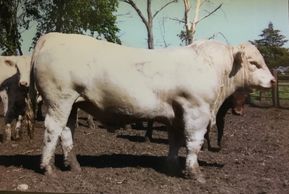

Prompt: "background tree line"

[0,0,288,70]
[0,0,120,55]
[251,22,289,69]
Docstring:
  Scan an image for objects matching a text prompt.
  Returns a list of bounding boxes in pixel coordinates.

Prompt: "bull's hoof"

[42,165,57,178]
[183,168,206,183]
[184,166,206,184]
[44,170,58,178]
[183,171,206,183]
[67,151,81,173]
[70,162,82,173]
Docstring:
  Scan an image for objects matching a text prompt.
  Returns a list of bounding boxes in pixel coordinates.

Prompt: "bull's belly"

[75,98,174,126]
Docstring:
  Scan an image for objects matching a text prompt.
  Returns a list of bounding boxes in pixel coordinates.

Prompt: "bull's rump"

[34,33,219,119]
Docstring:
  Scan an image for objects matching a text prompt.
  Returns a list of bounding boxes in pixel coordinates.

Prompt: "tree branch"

[153,0,178,19]
[120,0,148,27]
[169,17,185,23]
[208,31,229,44]
[196,3,223,24]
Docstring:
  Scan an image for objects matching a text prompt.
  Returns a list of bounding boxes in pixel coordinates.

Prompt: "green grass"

[250,82,289,102]
[278,83,289,99]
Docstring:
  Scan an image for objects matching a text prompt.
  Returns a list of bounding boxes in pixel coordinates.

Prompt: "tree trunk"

[55,1,65,32]
[146,0,153,49]
[121,0,176,49]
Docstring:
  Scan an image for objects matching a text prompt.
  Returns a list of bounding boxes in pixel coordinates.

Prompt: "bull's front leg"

[183,106,210,183]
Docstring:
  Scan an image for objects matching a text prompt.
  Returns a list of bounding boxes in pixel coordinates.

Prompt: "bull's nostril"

[271,79,276,84]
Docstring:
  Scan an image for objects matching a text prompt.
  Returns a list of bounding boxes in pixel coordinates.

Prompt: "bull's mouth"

[251,83,273,90]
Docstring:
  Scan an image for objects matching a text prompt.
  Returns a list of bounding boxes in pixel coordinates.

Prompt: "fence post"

[272,70,279,107]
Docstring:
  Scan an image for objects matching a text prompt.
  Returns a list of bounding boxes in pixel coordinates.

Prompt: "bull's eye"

[251,61,262,69]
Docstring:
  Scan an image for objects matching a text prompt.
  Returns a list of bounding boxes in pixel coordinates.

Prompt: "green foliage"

[0,0,120,55]
[25,0,121,46]
[178,29,193,45]
[251,22,289,68]
[0,0,30,55]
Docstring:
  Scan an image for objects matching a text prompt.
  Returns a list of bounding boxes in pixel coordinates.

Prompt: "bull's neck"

[210,61,248,126]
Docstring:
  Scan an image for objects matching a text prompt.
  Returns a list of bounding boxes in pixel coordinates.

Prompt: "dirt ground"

[0,103,288,194]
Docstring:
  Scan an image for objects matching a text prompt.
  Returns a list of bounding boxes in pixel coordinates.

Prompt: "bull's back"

[33,33,221,111]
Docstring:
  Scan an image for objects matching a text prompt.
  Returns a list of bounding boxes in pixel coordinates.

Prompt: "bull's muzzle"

[270,78,276,85]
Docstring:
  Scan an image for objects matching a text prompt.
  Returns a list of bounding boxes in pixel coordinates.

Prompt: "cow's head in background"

[0,57,17,85]
[231,87,251,116]
[232,43,275,89]
[0,56,31,87]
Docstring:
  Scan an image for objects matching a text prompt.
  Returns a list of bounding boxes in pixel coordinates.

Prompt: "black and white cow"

[0,72,28,141]
[0,56,31,142]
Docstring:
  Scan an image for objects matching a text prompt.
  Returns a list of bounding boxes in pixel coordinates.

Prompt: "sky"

[116,0,289,48]
[21,0,289,54]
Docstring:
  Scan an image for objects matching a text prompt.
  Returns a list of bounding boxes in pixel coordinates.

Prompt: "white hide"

[32,32,275,182]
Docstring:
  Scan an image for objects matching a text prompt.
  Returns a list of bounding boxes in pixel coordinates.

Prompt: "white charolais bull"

[31,32,275,183]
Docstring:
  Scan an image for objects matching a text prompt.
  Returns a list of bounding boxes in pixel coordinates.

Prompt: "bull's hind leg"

[41,99,76,176]
[41,113,64,176]
[183,106,210,183]
[60,104,81,172]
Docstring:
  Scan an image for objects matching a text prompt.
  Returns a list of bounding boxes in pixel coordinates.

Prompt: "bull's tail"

[25,35,46,139]
[24,57,37,139]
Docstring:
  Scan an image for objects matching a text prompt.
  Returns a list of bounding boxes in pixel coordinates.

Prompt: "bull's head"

[232,43,275,89]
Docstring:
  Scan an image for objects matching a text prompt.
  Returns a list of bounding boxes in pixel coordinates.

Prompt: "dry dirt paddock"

[0,103,288,194]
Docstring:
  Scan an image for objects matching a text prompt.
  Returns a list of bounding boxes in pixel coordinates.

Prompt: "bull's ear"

[233,45,245,65]
[229,49,243,77]
[4,58,16,67]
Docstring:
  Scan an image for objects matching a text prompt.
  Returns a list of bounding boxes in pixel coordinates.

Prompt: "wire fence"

[249,70,289,108]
